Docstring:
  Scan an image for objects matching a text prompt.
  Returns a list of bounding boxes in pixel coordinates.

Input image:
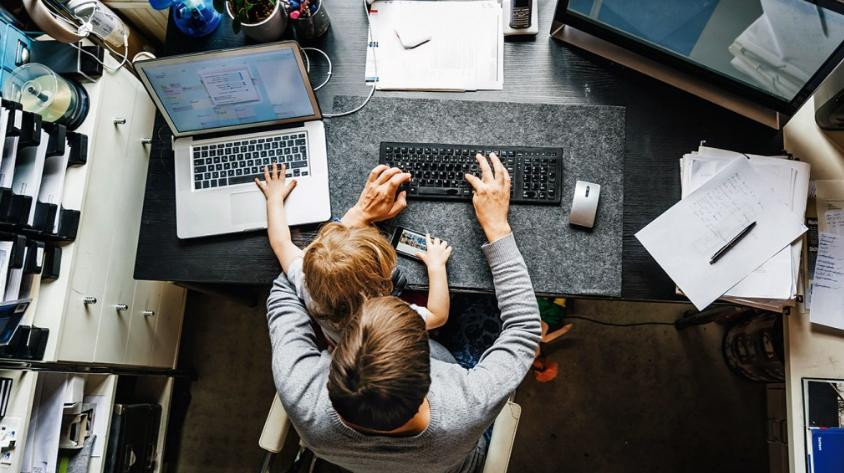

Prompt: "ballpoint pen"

[709,221,756,265]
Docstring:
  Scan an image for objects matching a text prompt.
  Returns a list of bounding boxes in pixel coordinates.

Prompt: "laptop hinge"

[186,121,315,142]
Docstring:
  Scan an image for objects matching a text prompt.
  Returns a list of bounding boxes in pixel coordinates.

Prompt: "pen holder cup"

[290,2,330,41]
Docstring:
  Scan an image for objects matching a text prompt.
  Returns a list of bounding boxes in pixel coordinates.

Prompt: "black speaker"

[815,57,844,130]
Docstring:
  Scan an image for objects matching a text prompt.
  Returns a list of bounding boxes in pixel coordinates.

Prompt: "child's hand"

[417,234,452,269]
[255,164,297,203]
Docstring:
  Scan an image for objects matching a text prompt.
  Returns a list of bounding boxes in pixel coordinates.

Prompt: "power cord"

[563,315,675,328]
[67,34,129,73]
[300,47,332,90]
[320,0,377,118]
[54,0,130,73]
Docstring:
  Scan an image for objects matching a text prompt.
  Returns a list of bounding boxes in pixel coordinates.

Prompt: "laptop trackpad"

[230,191,266,227]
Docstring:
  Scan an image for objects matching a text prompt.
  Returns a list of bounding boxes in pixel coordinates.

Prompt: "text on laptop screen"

[143,48,315,133]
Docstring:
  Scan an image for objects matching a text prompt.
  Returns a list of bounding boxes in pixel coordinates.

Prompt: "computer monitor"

[552,0,844,117]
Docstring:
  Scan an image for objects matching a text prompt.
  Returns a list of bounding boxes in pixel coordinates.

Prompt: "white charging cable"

[321,0,377,118]
[300,46,332,90]
[67,33,128,73]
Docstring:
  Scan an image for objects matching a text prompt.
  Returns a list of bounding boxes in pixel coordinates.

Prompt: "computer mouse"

[569,180,600,228]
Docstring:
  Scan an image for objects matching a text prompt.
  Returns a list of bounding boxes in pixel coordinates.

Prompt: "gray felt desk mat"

[326,96,625,296]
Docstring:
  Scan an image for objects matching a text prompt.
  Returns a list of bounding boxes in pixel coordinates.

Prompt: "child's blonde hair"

[303,222,397,331]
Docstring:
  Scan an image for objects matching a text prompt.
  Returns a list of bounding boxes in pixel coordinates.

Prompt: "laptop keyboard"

[192,132,310,190]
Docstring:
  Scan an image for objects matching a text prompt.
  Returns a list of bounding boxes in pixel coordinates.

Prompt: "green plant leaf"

[212,0,225,13]
[233,18,241,33]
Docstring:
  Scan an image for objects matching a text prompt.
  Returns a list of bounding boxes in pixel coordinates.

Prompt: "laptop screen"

[136,43,320,137]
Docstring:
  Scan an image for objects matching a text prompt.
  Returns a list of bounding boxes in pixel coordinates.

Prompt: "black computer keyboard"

[379,142,563,204]
[192,131,310,190]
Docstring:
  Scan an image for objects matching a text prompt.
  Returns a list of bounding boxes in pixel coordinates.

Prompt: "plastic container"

[168,0,222,38]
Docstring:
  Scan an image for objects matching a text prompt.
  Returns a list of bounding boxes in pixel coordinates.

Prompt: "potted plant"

[214,0,287,42]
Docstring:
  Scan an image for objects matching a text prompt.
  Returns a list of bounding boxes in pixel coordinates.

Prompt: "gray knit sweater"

[266,234,541,473]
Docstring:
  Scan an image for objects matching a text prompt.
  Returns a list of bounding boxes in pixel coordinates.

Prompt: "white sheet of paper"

[0,242,13,300]
[680,148,809,300]
[364,1,503,91]
[38,142,72,233]
[4,265,23,303]
[21,375,65,473]
[825,209,844,235]
[810,232,844,330]
[0,110,8,163]
[0,137,18,189]
[637,158,806,310]
[12,131,49,225]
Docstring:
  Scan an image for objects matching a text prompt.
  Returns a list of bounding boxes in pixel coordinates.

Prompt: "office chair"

[258,393,522,473]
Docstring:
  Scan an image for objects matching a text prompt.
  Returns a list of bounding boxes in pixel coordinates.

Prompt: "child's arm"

[255,164,304,273]
[416,235,453,330]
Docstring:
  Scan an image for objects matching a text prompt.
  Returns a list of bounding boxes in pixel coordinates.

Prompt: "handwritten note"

[825,209,844,236]
[810,232,844,330]
[636,158,806,310]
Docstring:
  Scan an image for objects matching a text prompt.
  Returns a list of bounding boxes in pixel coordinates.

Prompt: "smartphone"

[390,226,429,260]
[510,0,532,29]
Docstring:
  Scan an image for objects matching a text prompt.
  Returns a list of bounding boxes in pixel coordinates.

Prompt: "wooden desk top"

[135,0,781,300]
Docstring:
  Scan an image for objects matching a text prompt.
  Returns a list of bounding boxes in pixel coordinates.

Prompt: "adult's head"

[304,222,397,331]
[327,296,431,431]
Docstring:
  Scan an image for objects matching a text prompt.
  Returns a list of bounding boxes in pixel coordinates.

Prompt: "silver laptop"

[135,42,331,239]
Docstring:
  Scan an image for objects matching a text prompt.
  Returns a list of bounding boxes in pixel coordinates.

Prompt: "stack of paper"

[679,146,810,311]
[636,146,809,311]
[364,1,504,91]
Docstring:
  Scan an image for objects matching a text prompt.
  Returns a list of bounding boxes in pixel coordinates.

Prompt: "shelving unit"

[0,50,186,473]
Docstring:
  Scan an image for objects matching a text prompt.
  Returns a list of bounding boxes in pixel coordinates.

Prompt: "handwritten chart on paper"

[636,158,806,310]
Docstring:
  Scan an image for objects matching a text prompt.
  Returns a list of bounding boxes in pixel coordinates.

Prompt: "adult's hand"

[465,153,512,243]
[341,165,411,227]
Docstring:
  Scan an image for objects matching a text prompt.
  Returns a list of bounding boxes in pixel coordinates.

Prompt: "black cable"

[563,315,675,327]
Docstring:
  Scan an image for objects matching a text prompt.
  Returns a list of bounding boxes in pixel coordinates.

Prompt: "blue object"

[290,1,300,9]
[811,428,844,472]
[169,0,222,38]
[0,17,32,87]
[148,0,174,9]
[568,0,719,56]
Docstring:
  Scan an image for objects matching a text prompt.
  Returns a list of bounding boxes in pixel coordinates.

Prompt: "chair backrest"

[259,394,290,453]
[482,400,522,473]
[259,394,522,473]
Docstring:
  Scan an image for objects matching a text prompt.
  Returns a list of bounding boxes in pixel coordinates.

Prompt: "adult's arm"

[463,154,542,412]
[341,165,411,227]
[266,272,325,413]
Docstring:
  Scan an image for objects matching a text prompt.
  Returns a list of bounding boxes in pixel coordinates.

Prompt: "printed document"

[810,232,844,331]
[636,158,806,310]
[365,1,503,90]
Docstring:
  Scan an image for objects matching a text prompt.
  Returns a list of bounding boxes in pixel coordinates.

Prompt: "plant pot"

[226,0,287,42]
[290,0,330,41]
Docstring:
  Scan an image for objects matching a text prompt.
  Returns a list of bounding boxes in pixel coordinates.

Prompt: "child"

[255,163,453,344]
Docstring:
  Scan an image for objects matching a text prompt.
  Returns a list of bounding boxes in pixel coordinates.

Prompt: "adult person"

[265,153,541,472]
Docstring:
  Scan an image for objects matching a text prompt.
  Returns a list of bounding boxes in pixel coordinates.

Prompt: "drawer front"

[125,280,163,365]
[58,73,137,363]
[151,283,186,368]
[94,84,155,365]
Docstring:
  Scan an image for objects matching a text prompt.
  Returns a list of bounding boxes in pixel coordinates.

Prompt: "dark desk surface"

[134,0,781,300]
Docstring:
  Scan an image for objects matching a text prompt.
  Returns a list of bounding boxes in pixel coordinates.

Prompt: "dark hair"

[328,296,431,431]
